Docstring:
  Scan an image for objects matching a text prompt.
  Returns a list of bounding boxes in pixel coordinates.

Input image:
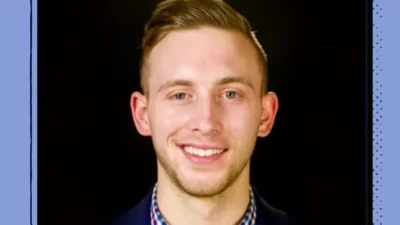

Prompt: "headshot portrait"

[38,0,370,224]
[111,0,285,224]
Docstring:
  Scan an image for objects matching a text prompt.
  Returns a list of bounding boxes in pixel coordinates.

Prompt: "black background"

[38,0,371,224]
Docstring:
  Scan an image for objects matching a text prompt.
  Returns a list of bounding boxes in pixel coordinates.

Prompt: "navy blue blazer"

[104,186,288,225]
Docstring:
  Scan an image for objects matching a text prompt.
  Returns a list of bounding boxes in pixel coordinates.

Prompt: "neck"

[156,164,251,225]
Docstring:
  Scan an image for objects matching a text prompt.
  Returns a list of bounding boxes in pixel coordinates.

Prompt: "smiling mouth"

[176,143,228,164]
[182,145,226,157]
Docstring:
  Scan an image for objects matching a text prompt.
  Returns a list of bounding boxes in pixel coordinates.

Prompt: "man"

[108,0,288,224]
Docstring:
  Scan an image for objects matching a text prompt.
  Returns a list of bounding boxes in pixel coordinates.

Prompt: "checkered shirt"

[150,185,257,225]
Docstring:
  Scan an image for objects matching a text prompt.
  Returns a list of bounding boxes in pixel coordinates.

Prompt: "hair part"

[140,0,268,97]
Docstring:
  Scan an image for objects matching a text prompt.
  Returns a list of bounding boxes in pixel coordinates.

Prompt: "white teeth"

[183,146,224,157]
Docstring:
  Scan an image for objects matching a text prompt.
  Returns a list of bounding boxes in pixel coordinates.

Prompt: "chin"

[179,182,228,198]
[175,172,234,198]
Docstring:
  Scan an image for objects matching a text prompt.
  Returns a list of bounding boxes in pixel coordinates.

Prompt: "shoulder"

[100,189,152,225]
[256,195,289,225]
[252,187,294,225]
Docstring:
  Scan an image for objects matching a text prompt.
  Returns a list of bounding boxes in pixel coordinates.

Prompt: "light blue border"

[32,0,37,224]
[0,0,34,224]
[379,0,400,225]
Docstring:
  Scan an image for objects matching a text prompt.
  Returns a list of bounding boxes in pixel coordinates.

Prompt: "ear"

[258,91,279,137]
[130,91,151,136]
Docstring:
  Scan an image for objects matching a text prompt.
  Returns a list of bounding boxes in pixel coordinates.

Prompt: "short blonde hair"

[140,0,268,96]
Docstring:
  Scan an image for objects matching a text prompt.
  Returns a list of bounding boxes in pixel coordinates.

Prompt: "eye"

[224,90,238,99]
[173,92,187,100]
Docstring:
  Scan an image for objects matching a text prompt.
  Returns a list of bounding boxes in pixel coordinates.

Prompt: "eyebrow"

[157,80,195,93]
[216,76,254,90]
[157,76,254,93]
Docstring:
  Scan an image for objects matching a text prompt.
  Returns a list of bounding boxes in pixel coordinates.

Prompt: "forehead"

[146,27,262,90]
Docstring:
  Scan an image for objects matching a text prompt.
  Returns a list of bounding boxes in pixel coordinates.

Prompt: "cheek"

[223,104,260,132]
[149,103,190,135]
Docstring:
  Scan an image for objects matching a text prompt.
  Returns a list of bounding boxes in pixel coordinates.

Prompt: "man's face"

[131,27,278,197]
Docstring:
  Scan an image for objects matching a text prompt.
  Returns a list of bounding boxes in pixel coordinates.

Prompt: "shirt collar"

[150,184,257,225]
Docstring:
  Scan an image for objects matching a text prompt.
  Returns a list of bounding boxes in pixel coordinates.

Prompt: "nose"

[188,97,222,136]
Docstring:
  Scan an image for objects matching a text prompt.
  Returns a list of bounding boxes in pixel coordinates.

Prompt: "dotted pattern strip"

[372,0,383,224]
